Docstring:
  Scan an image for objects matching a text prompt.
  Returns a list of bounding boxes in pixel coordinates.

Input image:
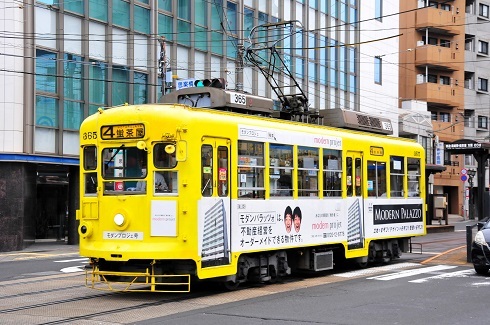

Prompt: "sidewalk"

[0,239,79,263]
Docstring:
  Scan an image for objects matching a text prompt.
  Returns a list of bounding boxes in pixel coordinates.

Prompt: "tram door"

[199,137,232,267]
[345,151,365,250]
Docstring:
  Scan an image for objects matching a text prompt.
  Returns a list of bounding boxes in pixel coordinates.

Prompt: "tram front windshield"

[102,147,147,193]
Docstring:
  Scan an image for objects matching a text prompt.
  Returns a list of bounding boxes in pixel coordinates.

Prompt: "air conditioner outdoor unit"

[417,40,425,47]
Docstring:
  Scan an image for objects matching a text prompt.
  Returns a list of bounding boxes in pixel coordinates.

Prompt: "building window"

[478,41,489,54]
[227,1,237,34]
[427,74,437,83]
[134,5,150,34]
[36,49,57,94]
[440,4,450,11]
[465,37,475,51]
[440,112,450,122]
[195,0,207,26]
[89,0,108,22]
[478,77,489,91]
[431,111,437,120]
[374,56,382,84]
[112,66,128,106]
[195,26,208,51]
[113,0,130,28]
[478,116,488,129]
[440,39,450,48]
[89,61,107,108]
[158,0,171,12]
[177,0,191,20]
[375,0,382,21]
[64,54,83,101]
[439,76,450,85]
[480,4,489,18]
[65,0,84,14]
[134,72,147,104]
[177,20,191,46]
[158,14,173,41]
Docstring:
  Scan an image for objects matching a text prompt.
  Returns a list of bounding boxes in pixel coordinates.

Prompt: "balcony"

[415,7,460,35]
[414,45,459,71]
[415,82,460,107]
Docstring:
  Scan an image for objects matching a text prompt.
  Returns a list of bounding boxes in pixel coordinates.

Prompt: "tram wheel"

[222,280,240,291]
[356,261,368,269]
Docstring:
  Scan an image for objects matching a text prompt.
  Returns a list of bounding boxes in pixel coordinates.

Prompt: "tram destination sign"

[101,124,145,140]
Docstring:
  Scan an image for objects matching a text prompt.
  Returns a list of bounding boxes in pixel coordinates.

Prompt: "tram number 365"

[82,132,97,140]
[230,92,247,106]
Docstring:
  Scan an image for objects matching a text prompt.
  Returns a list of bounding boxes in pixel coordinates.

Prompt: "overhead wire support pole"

[158,37,167,96]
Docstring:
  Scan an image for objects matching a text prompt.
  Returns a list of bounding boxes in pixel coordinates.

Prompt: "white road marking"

[366,265,458,281]
[60,266,86,273]
[336,263,420,278]
[54,258,88,263]
[409,269,474,283]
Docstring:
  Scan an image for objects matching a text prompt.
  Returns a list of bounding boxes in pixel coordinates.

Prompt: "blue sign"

[461,175,467,182]
[176,78,196,90]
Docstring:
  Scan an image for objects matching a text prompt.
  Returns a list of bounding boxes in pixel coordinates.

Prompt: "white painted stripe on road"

[54,258,88,263]
[409,269,474,283]
[367,265,458,281]
[336,263,420,278]
[471,281,490,287]
[60,266,86,273]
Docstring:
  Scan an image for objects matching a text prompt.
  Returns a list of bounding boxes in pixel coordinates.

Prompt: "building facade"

[399,0,466,215]
[464,0,490,213]
[0,0,405,251]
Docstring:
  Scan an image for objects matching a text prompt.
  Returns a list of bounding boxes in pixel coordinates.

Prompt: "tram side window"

[346,157,353,196]
[367,161,386,197]
[407,158,421,197]
[201,145,213,197]
[237,141,265,199]
[390,156,404,197]
[298,146,319,197]
[154,143,178,195]
[218,146,228,197]
[324,150,342,197]
[153,143,177,168]
[270,144,293,197]
[83,146,97,195]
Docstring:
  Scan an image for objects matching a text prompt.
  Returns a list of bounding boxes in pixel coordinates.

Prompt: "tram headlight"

[78,222,93,239]
[114,213,125,226]
[474,231,489,247]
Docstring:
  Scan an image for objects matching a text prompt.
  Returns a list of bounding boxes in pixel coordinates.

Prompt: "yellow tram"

[78,88,426,292]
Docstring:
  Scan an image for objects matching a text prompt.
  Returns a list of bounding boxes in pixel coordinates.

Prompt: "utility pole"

[158,37,167,96]
[236,42,244,92]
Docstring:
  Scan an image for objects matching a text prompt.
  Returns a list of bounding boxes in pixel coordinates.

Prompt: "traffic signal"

[194,78,226,89]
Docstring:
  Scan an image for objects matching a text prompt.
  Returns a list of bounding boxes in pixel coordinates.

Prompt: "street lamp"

[468,169,476,220]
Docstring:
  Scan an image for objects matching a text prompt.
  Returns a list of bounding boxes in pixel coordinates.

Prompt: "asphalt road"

[0,218,482,324]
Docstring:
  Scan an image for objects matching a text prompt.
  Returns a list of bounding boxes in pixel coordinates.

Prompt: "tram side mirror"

[176,140,187,162]
[137,141,147,151]
[165,144,176,154]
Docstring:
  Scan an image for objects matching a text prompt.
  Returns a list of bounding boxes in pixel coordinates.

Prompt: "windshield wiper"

[105,144,125,169]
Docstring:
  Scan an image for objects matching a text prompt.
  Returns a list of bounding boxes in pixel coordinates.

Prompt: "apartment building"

[464,0,490,198]
[399,0,466,215]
